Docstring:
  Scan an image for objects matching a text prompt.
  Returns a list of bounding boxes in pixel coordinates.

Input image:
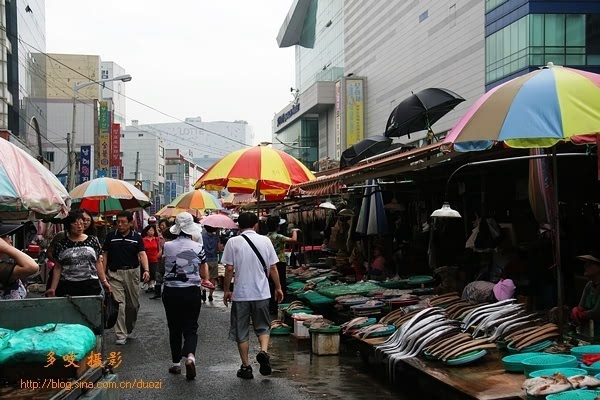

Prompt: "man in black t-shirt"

[102,211,149,345]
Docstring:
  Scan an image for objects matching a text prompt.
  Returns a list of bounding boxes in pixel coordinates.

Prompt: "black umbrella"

[340,135,392,169]
[385,88,465,140]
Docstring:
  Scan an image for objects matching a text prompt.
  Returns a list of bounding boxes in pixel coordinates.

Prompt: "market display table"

[401,353,526,400]
[352,338,527,400]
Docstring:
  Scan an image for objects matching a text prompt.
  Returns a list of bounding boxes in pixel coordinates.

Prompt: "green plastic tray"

[522,354,578,377]
[270,327,292,336]
[572,345,600,361]
[408,275,434,286]
[581,362,600,375]
[508,339,553,354]
[529,368,587,378]
[445,349,487,366]
[309,325,341,334]
[546,390,600,400]
[502,353,543,372]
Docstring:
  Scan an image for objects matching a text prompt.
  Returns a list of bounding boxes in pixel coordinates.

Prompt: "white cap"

[170,212,202,238]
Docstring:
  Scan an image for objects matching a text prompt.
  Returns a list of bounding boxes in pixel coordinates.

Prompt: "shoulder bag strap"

[241,234,268,276]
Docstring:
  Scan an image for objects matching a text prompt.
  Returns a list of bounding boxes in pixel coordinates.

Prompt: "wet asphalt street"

[104,289,404,400]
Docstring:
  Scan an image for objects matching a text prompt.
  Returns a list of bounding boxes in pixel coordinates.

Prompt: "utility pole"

[134,151,140,183]
[67,88,77,191]
[66,132,71,188]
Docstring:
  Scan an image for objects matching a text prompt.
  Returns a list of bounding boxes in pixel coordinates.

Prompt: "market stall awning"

[291,143,453,194]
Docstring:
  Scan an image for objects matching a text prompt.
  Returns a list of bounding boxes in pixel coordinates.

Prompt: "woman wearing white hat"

[161,212,209,380]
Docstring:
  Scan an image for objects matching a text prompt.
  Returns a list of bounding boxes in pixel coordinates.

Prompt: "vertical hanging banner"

[335,80,342,159]
[98,101,110,172]
[110,123,121,167]
[79,146,91,184]
[346,79,364,148]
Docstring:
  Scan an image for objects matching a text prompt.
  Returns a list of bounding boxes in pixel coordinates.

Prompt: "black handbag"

[104,291,120,329]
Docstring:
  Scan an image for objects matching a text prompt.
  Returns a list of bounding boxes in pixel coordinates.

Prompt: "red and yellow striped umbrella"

[155,206,203,220]
[168,189,222,210]
[194,145,316,196]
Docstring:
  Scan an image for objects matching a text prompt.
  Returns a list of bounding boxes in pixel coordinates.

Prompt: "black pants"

[269,262,287,312]
[56,279,102,297]
[162,285,202,363]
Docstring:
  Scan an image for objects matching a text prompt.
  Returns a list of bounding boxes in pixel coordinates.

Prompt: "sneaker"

[115,338,127,345]
[141,282,148,291]
[201,290,206,302]
[237,364,253,380]
[256,351,272,376]
[185,359,196,380]
[168,365,181,375]
[208,295,213,302]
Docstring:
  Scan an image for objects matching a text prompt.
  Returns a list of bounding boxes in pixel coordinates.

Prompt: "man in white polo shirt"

[222,212,283,380]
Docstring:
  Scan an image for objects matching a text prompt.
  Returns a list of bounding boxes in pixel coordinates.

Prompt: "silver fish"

[461,299,515,330]
[471,305,524,337]
[487,313,533,342]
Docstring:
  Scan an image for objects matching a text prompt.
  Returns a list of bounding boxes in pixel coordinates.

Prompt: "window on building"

[485,0,508,13]
[486,14,594,84]
[159,164,165,177]
[419,10,428,23]
[449,4,457,28]
[44,151,54,162]
[138,133,143,137]
[159,146,164,158]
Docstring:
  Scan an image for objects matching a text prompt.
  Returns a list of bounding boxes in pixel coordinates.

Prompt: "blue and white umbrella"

[356,179,388,235]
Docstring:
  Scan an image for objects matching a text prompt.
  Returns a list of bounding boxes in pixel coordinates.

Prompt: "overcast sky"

[46,0,296,145]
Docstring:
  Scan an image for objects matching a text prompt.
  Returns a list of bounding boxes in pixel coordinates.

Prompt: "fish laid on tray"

[427,292,461,308]
[355,323,393,339]
[522,373,600,396]
[283,301,305,312]
[270,320,290,329]
[341,317,370,333]
[375,308,461,382]
[505,323,560,350]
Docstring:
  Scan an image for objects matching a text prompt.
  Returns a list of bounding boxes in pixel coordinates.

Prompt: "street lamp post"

[67,74,132,191]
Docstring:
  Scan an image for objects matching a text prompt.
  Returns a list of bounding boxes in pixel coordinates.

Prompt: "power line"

[17,53,234,158]
[11,30,254,149]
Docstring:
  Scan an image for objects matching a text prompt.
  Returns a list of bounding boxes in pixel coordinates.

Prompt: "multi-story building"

[1,0,48,161]
[122,123,166,208]
[135,117,254,161]
[41,54,100,181]
[40,54,128,183]
[484,0,600,89]
[100,61,127,126]
[273,0,343,169]
[165,149,205,203]
[273,0,600,170]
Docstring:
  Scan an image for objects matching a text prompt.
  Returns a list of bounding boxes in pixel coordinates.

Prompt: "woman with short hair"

[142,225,161,294]
[162,212,209,380]
[45,211,109,297]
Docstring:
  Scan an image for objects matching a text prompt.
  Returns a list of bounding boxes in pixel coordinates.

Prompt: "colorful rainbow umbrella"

[70,177,150,215]
[155,206,203,220]
[444,64,600,151]
[194,145,316,196]
[0,139,70,218]
[168,190,222,210]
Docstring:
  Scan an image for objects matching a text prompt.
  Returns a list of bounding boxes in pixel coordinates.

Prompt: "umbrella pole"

[256,181,261,217]
[552,146,565,338]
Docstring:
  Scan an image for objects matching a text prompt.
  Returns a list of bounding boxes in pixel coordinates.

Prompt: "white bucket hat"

[170,212,202,238]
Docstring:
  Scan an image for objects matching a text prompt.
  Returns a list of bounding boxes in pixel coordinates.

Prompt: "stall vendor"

[571,251,600,335]
[369,245,386,277]
[461,278,516,304]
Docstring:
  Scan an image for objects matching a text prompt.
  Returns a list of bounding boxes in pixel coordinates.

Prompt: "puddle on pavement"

[269,336,407,399]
